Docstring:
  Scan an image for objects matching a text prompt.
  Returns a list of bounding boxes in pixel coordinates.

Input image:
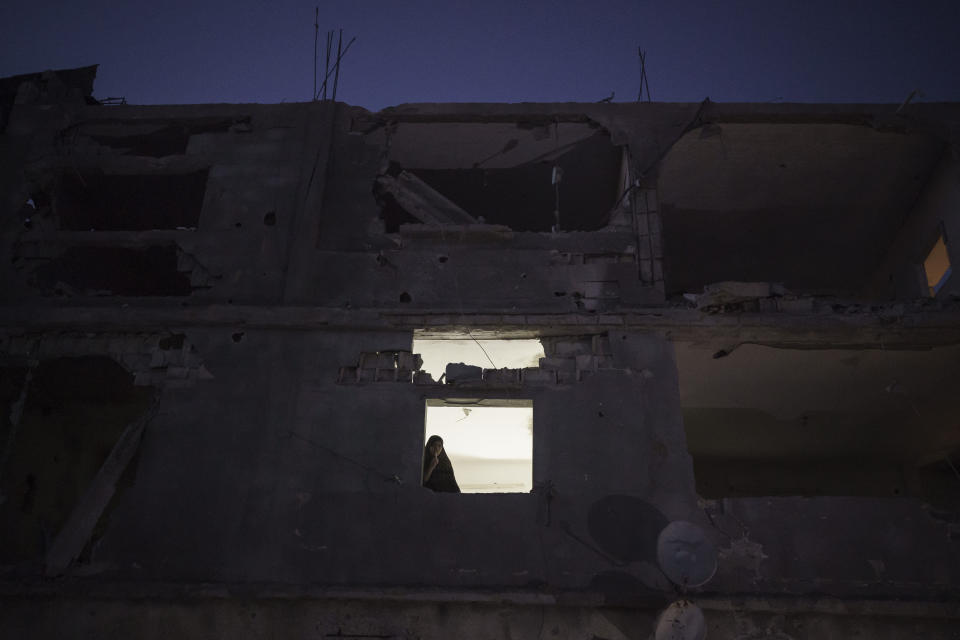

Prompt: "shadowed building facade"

[1,66,959,638]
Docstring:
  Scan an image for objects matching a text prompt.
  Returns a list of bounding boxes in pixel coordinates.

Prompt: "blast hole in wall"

[56,170,208,231]
[0,357,155,563]
[375,121,623,232]
[33,246,192,297]
[413,337,544,380]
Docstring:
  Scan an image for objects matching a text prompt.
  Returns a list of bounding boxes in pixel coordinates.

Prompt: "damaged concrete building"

[1,66,959,638]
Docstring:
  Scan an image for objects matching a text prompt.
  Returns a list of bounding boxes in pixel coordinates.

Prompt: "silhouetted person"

[423,435,460,492]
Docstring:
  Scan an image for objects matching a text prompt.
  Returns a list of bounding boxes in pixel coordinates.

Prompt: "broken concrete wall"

[657,120,946,298]
[703,496,960,599]
[0,356,156,571]
[32,325,953,604]
[3,82,960,635]
[2,101,330,304]
[84,329,699,592]
[675,341,960,500]
[288,103,670,306]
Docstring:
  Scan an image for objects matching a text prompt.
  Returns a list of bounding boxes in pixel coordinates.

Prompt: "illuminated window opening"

[423,398,533,493]
[413,338,544,380]
[923,232,951,296]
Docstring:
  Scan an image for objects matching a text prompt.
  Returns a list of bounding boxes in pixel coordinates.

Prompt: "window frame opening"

[422,398,533,494]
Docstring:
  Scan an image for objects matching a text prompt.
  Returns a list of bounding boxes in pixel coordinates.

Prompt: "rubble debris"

[375,170,477,225]
[482,368,520,384]
[444,362,483,384]
[690,281,788,310]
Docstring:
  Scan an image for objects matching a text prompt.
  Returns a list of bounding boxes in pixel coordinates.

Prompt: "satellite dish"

[655,600,706,640]
[656,521,717,588]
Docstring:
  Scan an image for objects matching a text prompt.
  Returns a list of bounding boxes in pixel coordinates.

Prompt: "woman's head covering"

[423,435,460,493]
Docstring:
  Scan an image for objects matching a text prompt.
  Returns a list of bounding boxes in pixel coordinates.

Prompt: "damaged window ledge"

[397,223,514,241]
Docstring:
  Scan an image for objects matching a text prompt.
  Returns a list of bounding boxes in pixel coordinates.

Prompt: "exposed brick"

[582,298,608,312]
[546,338,591,357]
[182,349,203,368]
[647,210,662,233]
[413,371,438,385]
[652,260,663,282]
[149,351,168,369]
[375,368,398,382]
[639,260,653,283]
[778,298,815,313]
[133,371,163,386]
[359,352,396,369]
[581,281,620,299]
[120,353,151,371]
[397,351,423,371]
[193,365,214,380]
[575,354,597,371]
[483,368,520,384]
[128,335,151,352]
[337,366,358,383]
[594,355,615,369]
[521,368,556,385]
[650,232,663,259]
[593,336,613,355]
[637,240,652,260]
[539,356,575,372]
[445,363,482,384]
[81,336,109,353]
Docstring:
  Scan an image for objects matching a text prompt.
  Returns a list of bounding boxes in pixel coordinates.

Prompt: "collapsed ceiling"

[658,123,945,295]
[371,121,624,232]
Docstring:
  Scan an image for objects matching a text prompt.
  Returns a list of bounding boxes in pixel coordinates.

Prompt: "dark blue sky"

[2,1,958,109]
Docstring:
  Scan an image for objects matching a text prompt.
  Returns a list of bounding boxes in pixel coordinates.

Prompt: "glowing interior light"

[424,403,533,493]
[415,338,541,493]
[924,233,951,296]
